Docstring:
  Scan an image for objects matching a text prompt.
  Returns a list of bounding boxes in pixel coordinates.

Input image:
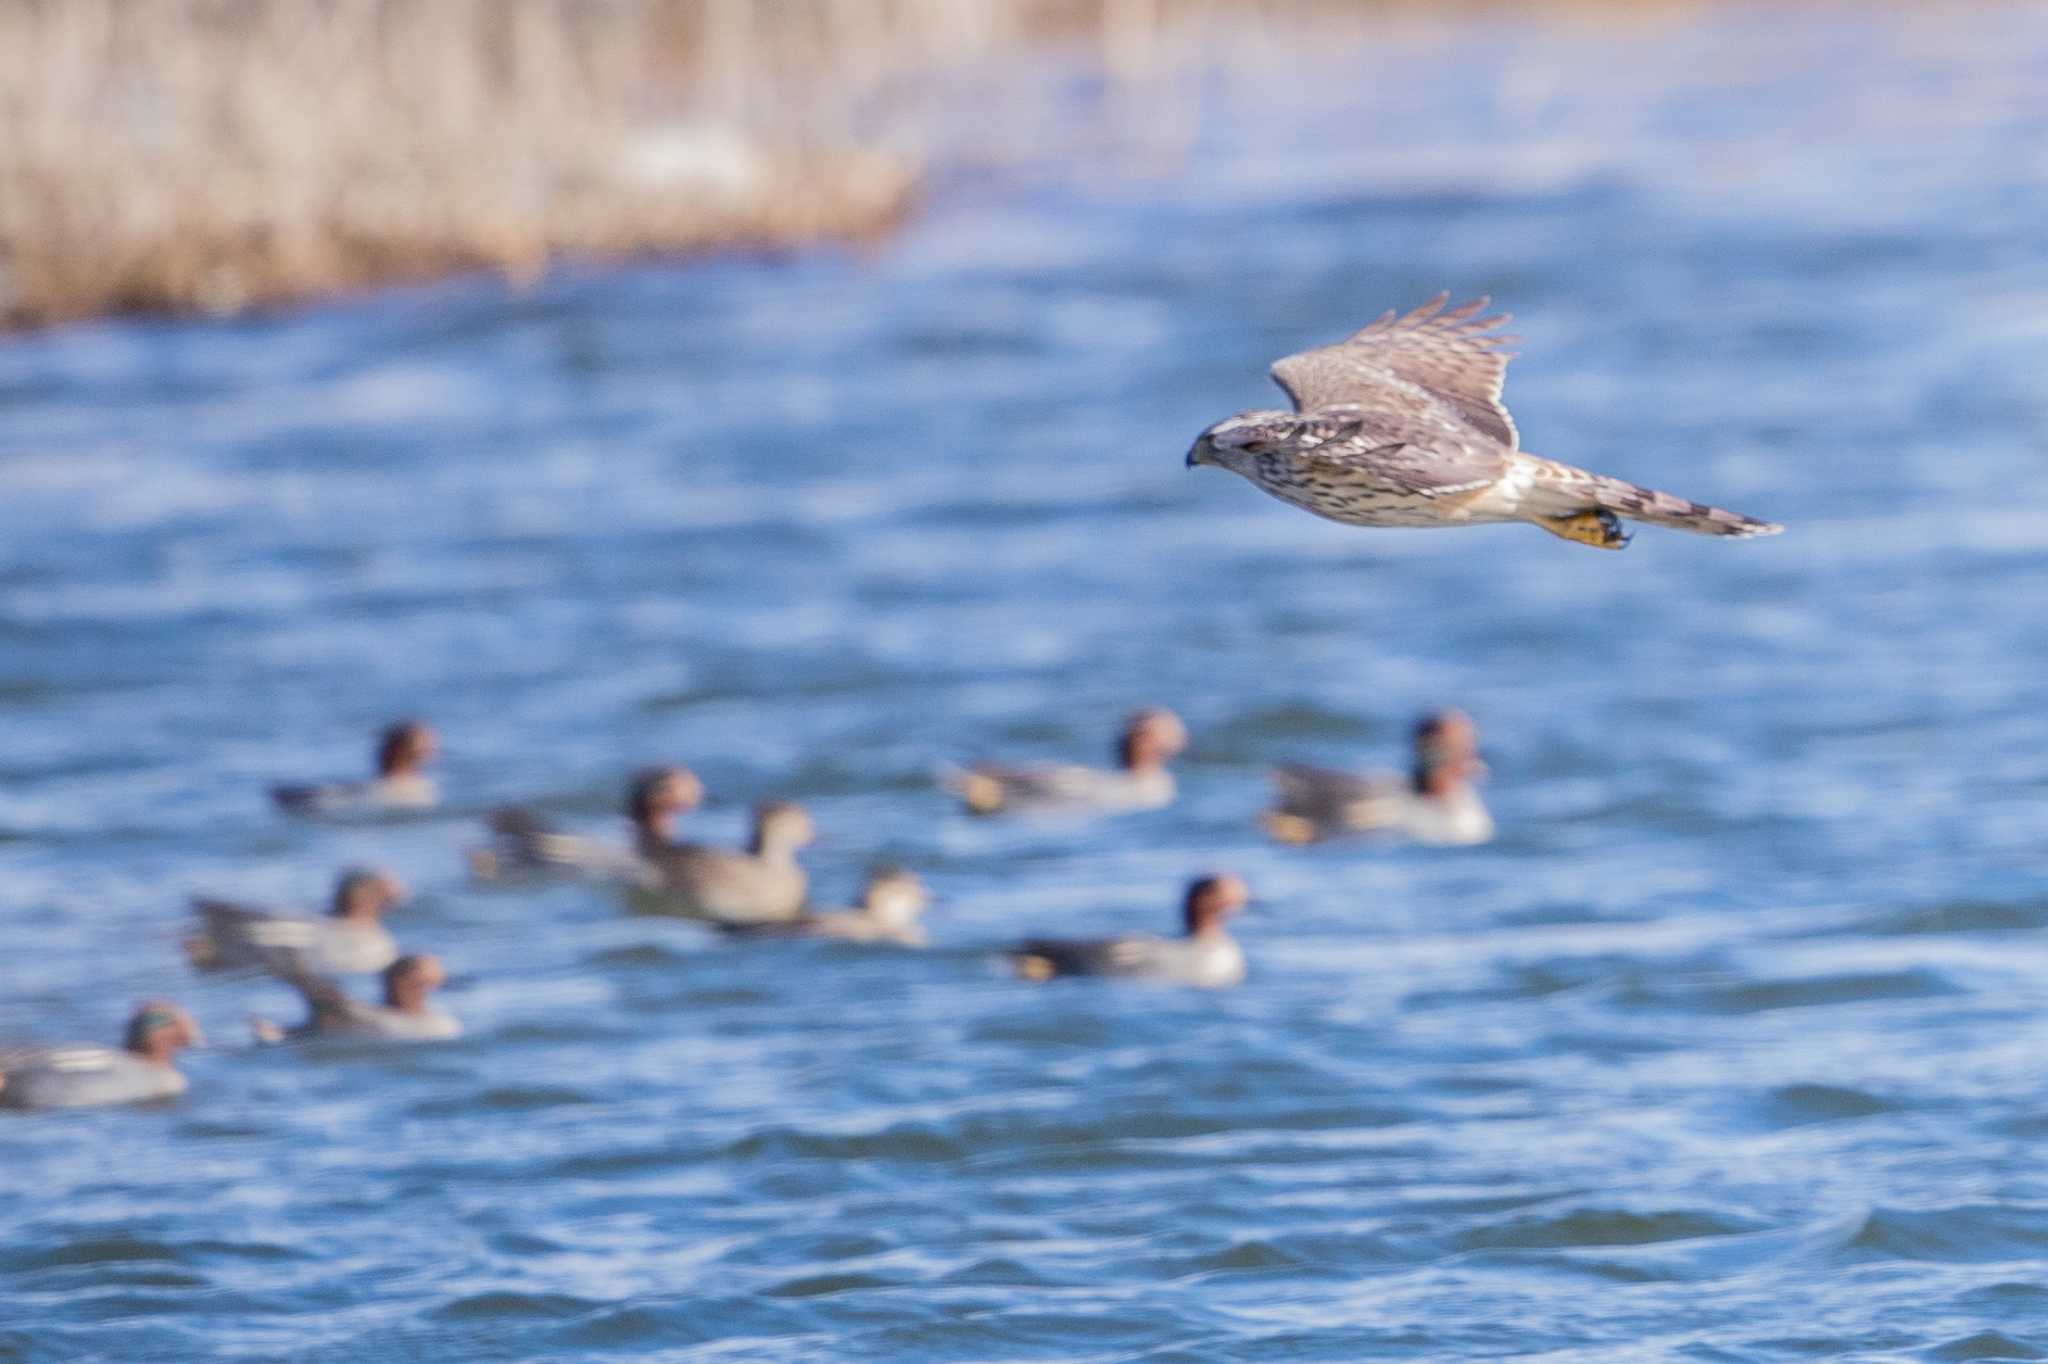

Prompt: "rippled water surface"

[6,8,2048,1360]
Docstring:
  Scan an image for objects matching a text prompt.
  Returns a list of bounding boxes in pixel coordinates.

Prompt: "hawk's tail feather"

[1520,455,1781,539]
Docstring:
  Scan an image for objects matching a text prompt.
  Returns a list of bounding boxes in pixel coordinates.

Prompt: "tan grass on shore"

[0,0,1716,330]
[0,0,944,329]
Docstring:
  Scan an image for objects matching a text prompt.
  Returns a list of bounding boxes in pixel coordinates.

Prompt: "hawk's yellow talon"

[1537,509,1631,550]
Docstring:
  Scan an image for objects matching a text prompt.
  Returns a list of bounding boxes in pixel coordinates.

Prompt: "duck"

[720,867,929,946]
[251,953,460,1042]
[942,707,1187,817]
[186,867,406,976]
[1010,873,1249,988]
[271,720,440,817]
[632,801,815,924]
[469,765,704,885]
[0,1001,201,1109]
[1260,709,1493,847]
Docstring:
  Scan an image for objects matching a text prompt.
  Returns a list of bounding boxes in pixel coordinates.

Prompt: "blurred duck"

[252,954,460,1043]
[634,801,815,925]
[1010,873,1248,988]
[721,867,929,946]
[1260,709,1493,847]
[942,707,1187,817]
[272,720,440,816]
[469,766,703,885]
[0,1002,201,1109]
[186,868,406,976]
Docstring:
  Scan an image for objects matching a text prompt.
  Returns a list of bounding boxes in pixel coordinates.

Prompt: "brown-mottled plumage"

[1186,294,1781,549]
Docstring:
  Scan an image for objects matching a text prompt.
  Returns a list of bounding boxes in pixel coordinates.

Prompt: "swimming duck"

[252,953,460,1042]
[634,801,815,924]
[1010,873,1248,988]
[271,720,440,816]
[469,766,703,885]
[721,867,930,946]
[1260,709,1494,847]
[0,1001,201,1109]
[942,707,1187,817]
[186,867,406,976]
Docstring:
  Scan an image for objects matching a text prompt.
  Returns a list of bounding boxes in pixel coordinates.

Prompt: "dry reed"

[0,0,957,329]
[0,0,1711,330]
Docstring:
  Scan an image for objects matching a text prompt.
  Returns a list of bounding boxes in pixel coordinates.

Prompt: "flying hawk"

[1186,294,1780,549]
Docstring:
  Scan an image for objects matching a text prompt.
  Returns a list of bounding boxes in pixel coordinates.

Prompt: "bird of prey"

[1185,294,1781,549]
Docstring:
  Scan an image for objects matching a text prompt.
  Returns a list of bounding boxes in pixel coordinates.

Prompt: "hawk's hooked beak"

[1185,437,1209,469]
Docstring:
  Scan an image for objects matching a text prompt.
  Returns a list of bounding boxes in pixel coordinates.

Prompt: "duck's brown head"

[626,765,704,839]
[378,720,439,778]
[382,953,447,1011]
[860,867,928,928]
[1118,707,1188,773]
[123,1000,202,1062]
[332,867,406,920]
[750,801,816,858]
[1182,872,1249,937]
[1412,709,1481,796]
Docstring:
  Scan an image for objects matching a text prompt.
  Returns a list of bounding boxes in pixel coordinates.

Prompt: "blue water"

[5,8,2048,1359]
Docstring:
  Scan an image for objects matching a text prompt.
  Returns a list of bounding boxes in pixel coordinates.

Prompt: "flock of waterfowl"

[2,293,1780,1112]
[0,705,1492,1111]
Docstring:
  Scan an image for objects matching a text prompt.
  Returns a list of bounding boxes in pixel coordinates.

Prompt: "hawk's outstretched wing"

[1269,293,1520,449]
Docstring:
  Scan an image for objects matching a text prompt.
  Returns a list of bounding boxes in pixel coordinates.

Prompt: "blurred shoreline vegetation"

[0,0,1705,333]
[0,0,1402,332]
[0,0,942,330]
